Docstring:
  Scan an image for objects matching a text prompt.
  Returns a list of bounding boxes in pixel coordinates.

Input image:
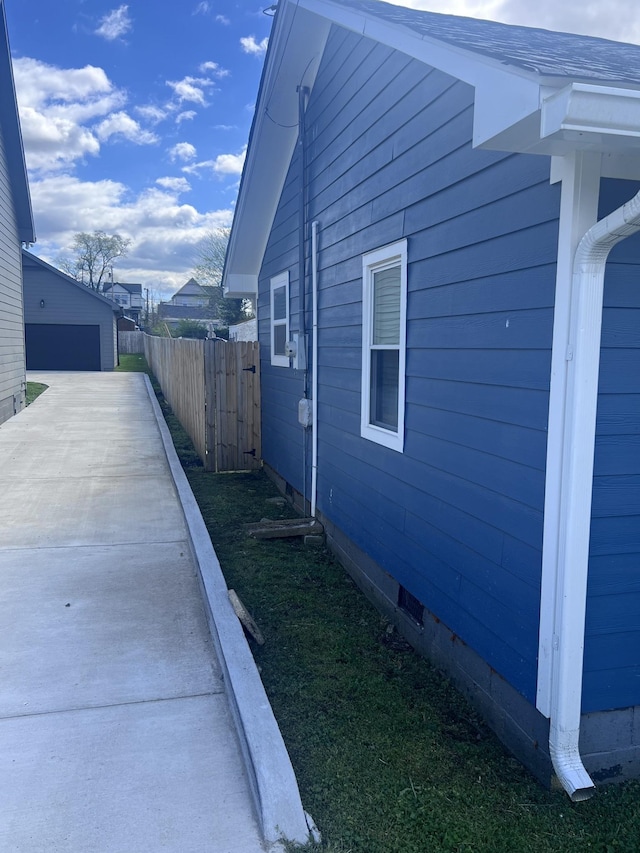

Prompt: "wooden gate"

[204,339,261,472]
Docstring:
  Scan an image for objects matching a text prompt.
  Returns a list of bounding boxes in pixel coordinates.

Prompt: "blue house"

[223,0,640,799]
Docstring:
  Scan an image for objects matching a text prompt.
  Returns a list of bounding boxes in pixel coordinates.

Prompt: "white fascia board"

[222,5,330,293]
[488,83,640,156]
[542,82,640,142]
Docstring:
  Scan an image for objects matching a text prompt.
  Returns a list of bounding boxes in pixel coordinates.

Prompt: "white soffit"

[225,0,640,295]
[223,3,329,296]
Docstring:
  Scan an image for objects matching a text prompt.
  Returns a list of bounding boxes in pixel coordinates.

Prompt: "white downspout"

[548,187,640,801]
[310,220,319,518]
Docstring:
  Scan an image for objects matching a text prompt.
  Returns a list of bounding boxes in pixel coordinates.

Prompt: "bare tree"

[193,226,254,325]
[58,230,131,292]
[193,227,229,288]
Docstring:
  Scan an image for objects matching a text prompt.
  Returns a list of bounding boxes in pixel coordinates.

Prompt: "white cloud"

[166,75,215,105]
[199,61,230,78]
[183,147,246,177]
[136,104,168,124]
[14,58,115,108]
[169,141,197,162]
[216,15,230,25]
[240,35,269,57]
[193,1,211,13]
[211,149,247,175]
[95,5,133,41]
[13,57,130,173]
[156,176,192,193]
[18,107,100,172]
[30,174,233,297]
[176,110,197,124]
[95,111,158,145]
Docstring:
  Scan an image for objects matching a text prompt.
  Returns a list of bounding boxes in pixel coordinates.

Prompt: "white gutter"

[310,220,319,518]
[548,187,640,802]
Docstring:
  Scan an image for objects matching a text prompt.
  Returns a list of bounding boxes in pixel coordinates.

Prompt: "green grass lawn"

[25,381,48,405]
[116,353,149,373]
[130,354,640,852]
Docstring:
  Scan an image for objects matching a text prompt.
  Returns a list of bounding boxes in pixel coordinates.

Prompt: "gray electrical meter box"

[298,397,313,428]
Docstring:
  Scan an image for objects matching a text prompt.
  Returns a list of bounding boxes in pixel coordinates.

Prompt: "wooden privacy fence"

[144,334,261,472]
[118,330,145,354]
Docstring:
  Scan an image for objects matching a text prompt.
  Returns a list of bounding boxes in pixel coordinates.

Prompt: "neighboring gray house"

[103,281,143,324]
[157,278,221,336]
[169,277,214,307]
[22,250,119,371]
[224,0,640,800]
[0,0,35,423]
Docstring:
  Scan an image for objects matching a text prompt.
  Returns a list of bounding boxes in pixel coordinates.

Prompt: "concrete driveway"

[0,371,311,852]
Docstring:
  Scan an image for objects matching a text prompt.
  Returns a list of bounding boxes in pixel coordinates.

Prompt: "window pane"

[273,285,287,321]
[274,323,287,356]
[370,349,399,431]
[373,266,400,345]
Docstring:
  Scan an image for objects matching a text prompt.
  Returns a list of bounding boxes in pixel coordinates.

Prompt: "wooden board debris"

[228,589,265,645]
[244,517,324,540]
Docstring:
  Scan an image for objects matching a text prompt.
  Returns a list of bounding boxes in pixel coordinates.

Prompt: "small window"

[361,239,407,452]
[270,271,290,367]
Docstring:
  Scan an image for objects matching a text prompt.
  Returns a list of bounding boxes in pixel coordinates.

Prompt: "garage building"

[22,250,119,371]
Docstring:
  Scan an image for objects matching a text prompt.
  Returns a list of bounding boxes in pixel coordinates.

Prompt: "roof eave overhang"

[478,81,640,159]
[223,0,640,296]
[222,3,331,298]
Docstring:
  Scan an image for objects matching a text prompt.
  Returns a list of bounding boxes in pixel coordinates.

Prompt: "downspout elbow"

[549,724,595,802]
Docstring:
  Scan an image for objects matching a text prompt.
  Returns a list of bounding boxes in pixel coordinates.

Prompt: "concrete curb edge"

[143,374,312,849]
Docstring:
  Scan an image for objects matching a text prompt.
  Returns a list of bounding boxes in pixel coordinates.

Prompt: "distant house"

[168,277,216,308]
[223,0,640,799]
[103,281,143,324]
[0,0,35,423]
[157,277,221,335]
[23,251,119,371]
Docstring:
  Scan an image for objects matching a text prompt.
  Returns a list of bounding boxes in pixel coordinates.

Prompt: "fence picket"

[144,334,260,472]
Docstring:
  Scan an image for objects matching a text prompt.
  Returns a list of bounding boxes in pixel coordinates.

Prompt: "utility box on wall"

[285,333,307,371]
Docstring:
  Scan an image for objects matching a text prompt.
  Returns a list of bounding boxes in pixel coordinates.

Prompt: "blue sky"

[6,0,640,299]
[6,0,273,299]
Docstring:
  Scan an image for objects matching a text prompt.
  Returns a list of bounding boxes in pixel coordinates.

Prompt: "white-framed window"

[270,271,290,367]
[360,239,407,452]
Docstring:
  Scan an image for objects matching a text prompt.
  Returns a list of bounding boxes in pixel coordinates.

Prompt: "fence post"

[204,340,217,473]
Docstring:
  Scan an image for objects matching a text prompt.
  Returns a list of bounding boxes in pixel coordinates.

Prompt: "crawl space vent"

[398,585,424,626]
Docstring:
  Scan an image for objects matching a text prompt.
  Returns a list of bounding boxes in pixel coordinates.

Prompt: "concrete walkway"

[0,371,309,852]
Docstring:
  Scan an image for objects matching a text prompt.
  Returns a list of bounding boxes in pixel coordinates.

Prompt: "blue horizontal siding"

[258,24,560,703]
